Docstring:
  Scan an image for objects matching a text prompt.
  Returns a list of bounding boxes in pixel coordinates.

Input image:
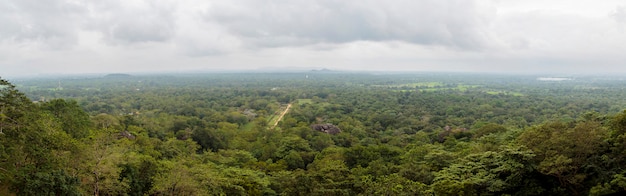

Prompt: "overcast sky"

[1,0,626,77]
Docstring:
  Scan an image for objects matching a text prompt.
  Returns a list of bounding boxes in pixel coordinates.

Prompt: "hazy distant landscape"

[3,0,626,195]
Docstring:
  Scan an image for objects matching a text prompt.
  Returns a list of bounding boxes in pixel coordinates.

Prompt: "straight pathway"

[271,103,292,129]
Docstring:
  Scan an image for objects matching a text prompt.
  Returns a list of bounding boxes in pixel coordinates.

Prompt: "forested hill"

[3,73,626,195]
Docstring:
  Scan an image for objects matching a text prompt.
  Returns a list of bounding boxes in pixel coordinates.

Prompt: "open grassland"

[296,99,313,105]
[387,82,481,93]
[266,110,283,128]
[388,83,524,96]
[239,121,255,131]
[485,91,524,96]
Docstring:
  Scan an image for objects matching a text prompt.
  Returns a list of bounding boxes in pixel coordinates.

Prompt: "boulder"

[310,123,341,134]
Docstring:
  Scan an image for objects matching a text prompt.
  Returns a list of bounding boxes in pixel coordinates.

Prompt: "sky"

[1,0,626,77]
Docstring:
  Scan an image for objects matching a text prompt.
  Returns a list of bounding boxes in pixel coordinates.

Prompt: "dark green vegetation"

[3,72,626,195]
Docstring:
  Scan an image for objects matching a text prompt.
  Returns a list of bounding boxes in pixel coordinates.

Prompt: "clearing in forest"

[269,103,292,129]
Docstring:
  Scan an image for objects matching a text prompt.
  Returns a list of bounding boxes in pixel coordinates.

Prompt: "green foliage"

[41,99,93,139]
[431,145,539,195]
[158,138,200,159]
[284,150,305,170]
[191,128,227,152]
[118,156,159,196]
[5,73,626,195]
[150,158,206,196]
[589,173,626,195]
[358,174,428,196]
[307,159,353,195]
[518,120,609,194]
[276,136,313,158]
[14,169,81,196]
[611,110,626,135]
[0,78,87,195]
[473,123,508,138]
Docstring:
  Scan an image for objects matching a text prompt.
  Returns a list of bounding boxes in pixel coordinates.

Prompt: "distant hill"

[310,68,333,72]
[104,73,132,77]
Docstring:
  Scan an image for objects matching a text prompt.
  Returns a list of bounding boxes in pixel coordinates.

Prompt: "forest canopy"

[2,72,626,195]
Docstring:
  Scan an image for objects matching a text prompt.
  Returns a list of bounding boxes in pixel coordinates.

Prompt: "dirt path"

[271,103,292,129]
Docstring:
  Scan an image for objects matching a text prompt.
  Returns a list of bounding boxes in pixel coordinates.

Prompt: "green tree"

[472,123,508,138]
[284,150,305,170]
[15,169,81,196]
[0,78,83,195]
[518,121,608,195]
[358,174,428,196]
[81,129,130,195]
[344,145,380,168]
[150,158,205,196]
[118,156,159,196]
[191,128,227,152]
[431,145,539,195]
[307,159,353,195]
[41,99,93,139]
[276,136,313,158]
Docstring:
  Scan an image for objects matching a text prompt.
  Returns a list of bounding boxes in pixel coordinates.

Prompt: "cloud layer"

[1,0,625,77]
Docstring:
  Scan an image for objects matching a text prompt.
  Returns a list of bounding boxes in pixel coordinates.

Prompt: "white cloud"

[611,6,626,23]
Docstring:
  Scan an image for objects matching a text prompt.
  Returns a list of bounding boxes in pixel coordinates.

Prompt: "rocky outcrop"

[118,130,136,139]
[310,123,341,134]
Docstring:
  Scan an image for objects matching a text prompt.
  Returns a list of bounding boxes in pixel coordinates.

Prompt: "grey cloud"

[3,0,626,77]
[493,9,626,60]
[0,0,85,48]
[0,0,497,54]
[0,0,177,48]
[85,0,177,44]
[204,0,496,50]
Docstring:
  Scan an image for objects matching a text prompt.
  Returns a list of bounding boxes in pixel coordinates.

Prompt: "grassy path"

[270,103,292,129]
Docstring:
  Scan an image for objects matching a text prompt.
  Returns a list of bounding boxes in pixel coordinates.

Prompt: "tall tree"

[41,99,93,139]
[518,121,608,195]
[0,78,82,195]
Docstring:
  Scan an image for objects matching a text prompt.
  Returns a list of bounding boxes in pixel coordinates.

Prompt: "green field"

[265,99,312,129]
[266,110,283,127]
[485,91,524,96]
[239,122,255,131]
[382,82,444,88]
[296,99,313,105]
[390,83,481,93]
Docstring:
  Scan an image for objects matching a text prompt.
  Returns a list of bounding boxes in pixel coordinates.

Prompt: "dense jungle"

[2,72,626,195]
